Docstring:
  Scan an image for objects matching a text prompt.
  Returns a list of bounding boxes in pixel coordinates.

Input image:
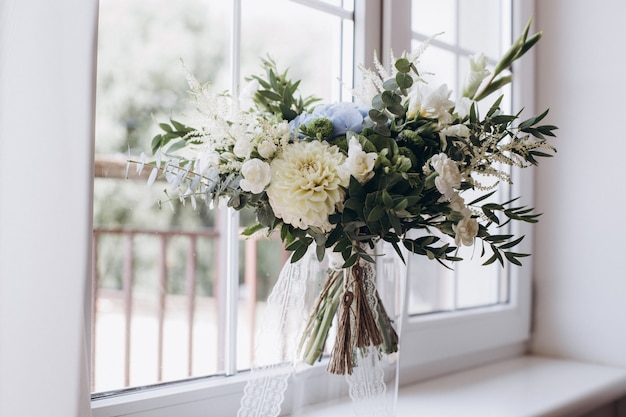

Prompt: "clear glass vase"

[238,242,406,417]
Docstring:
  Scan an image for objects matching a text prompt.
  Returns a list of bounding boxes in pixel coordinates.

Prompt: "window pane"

[241,0,353,102]
[408,0,513,317]
[93,0,355,394]
[412,0,456,43]
[93,0,230,393]
[236,0,354,371]
[412,42,458,95]
[459,0,503,59]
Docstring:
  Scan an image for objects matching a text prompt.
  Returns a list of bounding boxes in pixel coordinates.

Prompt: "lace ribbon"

[345,259,391,417]
[238,244,402,417]
[237,248,321,417]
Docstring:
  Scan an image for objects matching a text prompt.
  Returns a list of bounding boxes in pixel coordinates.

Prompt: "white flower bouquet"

[138,19,556,375]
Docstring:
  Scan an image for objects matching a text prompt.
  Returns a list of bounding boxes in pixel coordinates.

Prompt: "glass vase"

[238,241,406,417]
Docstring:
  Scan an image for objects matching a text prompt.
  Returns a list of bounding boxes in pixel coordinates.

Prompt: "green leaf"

[482,207,500,224]
[382,190,393,208]
[170,120,190,131]
[241,223,266,236]
[484,234,513,243]
[486,95,504,117]
[498,236,525,250]
[395,58,411,74]
[159,123,173,133]
[395,72,413,90]
[372,93,385,110]
[381,91,401,106]
[291,243,310,263]
[167,139,189,154]
[468,190,497,206]
[316,243,325,262]
[367,206,385,222]
[343,253,358,268]
[383,78,398,91]
[344,198,363,212]
[387,211,403,234]
[258,90,283,101]
[369,109,388,125]
[348,176,364,197]
[387,103,406,117]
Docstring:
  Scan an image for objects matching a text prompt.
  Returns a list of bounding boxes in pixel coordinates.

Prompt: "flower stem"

[300,271,344,365]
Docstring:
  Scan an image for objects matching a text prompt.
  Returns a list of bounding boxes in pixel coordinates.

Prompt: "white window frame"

[90,0,537,415]
[398,0,537,382]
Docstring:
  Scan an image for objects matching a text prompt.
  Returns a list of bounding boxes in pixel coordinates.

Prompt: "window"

[91,0,536,414]
[407,0,514,315]
[399,0,536,380]
[93,0,361,401]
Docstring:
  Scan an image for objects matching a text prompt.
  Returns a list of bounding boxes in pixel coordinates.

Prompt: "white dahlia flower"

[267,140,348,232]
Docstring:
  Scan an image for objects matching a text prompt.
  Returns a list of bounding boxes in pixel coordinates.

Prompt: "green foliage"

[474,18,543,101]
[142,18,558,271]
[247,56,321,121]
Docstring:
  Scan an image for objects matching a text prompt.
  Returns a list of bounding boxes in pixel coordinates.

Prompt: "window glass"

[93,0,354,394]
[458,0,503,58]
[241,0,351,103]
[408,0,512,316]
[411,0,456,44]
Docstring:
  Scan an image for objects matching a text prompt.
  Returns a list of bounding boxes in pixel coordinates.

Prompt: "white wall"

[532,0,626,367]
[0,1,97,416]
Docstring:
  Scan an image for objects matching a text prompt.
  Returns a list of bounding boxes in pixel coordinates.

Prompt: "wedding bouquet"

[136,20,556,375]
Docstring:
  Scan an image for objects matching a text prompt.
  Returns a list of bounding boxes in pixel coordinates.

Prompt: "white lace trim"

[237,248,320,417]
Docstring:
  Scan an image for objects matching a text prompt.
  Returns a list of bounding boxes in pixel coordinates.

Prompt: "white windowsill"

[301,355,626,417]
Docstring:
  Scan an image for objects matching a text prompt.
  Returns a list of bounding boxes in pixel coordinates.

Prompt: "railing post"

[186,236,197,377]
[244,238,257,361]
[157,235,167,382]
[123,233,134,387]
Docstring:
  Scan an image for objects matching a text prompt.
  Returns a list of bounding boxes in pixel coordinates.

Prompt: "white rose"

[233,137,254,159]
[257,140,277,159]
[449,193,471,217]
[343,137,377,183]
[440,124,470,138]
[430,153,462,199]
[239,158,271,194]
[453,215,479,246]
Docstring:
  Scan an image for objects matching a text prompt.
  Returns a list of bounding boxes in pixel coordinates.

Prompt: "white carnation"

[407,84,455,125]
[453,215,479,246]
[343,137,377,183]
[449,192,471,217]
[430,153,462,199]
[239,158,271,194]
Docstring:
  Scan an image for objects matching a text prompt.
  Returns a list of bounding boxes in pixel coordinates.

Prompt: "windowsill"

[300,355,626,417]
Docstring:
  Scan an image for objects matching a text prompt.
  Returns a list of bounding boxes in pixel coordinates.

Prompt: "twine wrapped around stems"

[301,257,398,375]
